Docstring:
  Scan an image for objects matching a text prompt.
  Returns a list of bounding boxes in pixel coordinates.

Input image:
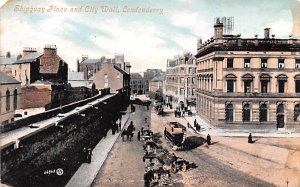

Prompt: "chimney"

[44,44,57,56]
[197,38,202,50]
[76,58,80,72]
[22,47,37,57]
[264,28,270,39]
[214,18,223,39]
[82,55,88,62]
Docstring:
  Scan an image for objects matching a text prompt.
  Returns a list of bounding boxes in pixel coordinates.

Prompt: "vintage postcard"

[1,0,300,187]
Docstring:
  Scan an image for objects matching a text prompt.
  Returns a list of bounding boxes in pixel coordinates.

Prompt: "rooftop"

[0,71,20,85]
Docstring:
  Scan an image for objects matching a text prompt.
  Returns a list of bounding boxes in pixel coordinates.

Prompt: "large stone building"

[165,53,197,105]
[195,18,300,129]
[130,73,147,95]
[0,71,21,125]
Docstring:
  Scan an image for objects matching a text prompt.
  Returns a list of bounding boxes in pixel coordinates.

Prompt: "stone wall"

[1,90,129,186]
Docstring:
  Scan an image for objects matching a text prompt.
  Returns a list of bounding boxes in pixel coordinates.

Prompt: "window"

[278,81,285,93]
[260,74,271,93]
[13,89,17,110]
[259,103,268,122]
[296,59,300,69]
[294,104,300,121]
[192,88,196,96]
[261,81,268,93]
[180,67,185,74]
[242,103,251,122]
[225,103,234,122]
[180,88,185,95]
[244,59,250,68]
[6,89,10,111]
[226,74,237,93]
[180,77,185,84]
[261,58,268,68]
[242,74,254,93]
[192,77,195,84]
[227,80,234,92]
[227,58,233,68]
[0,93,1,114]
[295,75,300,93]
[188,67,193,74]
[278,59,285,69]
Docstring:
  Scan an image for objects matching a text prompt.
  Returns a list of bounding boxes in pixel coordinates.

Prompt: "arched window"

[294,104,300,121]
[6,89,10,111]
[242,103,251,122]
[225,103,234,122]
[259,103,268,122]
[277,103,284,114]
[13,89,18,109]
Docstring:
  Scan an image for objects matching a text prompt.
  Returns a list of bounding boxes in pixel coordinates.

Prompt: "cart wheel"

[171,165,177,173]
[182,163,187,172]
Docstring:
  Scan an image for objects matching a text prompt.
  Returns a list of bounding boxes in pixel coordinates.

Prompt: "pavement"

[65,108,130,187]
[168,102,300,138]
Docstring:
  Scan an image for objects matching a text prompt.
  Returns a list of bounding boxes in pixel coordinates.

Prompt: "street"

[92,104,300,187]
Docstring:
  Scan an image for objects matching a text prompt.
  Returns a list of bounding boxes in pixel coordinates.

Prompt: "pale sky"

[1,0,299,72]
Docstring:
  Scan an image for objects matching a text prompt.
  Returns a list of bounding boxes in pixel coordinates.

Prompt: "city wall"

[1,89,129,186]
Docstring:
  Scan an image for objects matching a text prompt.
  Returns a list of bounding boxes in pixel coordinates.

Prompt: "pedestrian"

[187,122,190,128]
[87,148,92,164]
[137,130,140,141]
[194,119,197,127]
[207,134,211,145]
[248,133,253,143]
[141,127,144,135]
[164,127,167,139]
[121,130,126,142]
[118,121,121,131]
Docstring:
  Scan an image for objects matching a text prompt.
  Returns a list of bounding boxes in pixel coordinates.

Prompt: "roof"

[151,72,166,82]
[81,58,102,64]
[131,73,143,79]
[0,71,20,85]
[31,80,53,85]
[68,71,85,81]
[14,52,43,64]
[113,65,128,75]
[0,55,18,65]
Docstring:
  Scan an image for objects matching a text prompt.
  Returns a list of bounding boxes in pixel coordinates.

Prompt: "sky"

[1,0,299,73]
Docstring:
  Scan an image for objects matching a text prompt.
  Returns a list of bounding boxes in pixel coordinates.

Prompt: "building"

[149,72,166,95]
[165,53,197,105]
[93,62,130,95]
[195,18,300,129]
[130,73,147,95]
[0,71,21,125]
[143,69,163,95]
[0,52,20,77]
[12,45,68,86]
[68,71,92,88]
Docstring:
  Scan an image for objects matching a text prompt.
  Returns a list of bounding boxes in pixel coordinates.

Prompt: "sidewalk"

[65,109,130,187]
[169,101,300,138]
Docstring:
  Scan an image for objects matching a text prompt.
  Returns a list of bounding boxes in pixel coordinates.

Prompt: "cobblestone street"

[92,104,150,187]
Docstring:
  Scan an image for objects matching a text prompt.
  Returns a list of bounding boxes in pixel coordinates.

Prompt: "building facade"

[130,73,147,95]
[12,45,68,86]
[93,62,130,95]
[165,53,197,105]
[0,71,21,125]
[195,19,300,129]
